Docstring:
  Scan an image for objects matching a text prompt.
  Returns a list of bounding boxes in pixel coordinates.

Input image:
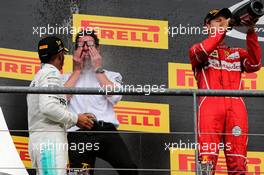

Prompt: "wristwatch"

[95,67,105,74]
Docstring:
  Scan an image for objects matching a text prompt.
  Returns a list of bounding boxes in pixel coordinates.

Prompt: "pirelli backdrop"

[0,0,264,175]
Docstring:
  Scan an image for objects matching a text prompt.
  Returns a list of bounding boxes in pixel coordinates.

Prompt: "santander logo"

[227,0,264,42]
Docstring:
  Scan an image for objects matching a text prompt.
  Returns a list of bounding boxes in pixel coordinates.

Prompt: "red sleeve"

[240,31,262,73]
[189,31,226,69]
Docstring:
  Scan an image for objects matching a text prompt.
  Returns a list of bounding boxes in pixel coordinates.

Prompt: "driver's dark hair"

[75,30,99,50]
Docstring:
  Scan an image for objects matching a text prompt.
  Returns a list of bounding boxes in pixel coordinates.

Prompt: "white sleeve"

[106,72,123,105]
[61,73,71,84]
[38,70,78,127]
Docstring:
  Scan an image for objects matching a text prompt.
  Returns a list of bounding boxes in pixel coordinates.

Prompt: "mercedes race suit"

[27,63,78,175]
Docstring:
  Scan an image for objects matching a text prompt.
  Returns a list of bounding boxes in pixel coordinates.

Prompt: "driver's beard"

[83,55,92,71]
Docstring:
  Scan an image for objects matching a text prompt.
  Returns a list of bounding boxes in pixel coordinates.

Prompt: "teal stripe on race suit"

[40,144,57,175]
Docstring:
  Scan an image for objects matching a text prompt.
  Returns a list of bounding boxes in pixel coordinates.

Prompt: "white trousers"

[28,132,68,175]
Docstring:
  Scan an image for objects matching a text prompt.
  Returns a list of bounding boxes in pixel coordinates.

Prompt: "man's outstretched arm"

[240,27,262,73]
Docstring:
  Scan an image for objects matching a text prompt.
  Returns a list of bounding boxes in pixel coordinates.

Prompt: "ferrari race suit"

[189,30,262,174]
[27,64,78,175]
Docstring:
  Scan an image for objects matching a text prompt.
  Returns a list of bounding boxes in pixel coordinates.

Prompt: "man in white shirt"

[27,36,94,175]
[64,31,138,175]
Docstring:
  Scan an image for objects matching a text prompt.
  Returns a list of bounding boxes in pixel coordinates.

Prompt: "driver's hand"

[221,18,231,31]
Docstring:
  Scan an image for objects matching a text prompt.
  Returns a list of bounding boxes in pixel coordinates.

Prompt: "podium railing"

[0,86,264,175]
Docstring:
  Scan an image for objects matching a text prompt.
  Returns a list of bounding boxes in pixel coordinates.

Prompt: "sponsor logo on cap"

[56,40,62,46]
[58,46,64,52]
[39,45,48,50]
[210,9,220,15]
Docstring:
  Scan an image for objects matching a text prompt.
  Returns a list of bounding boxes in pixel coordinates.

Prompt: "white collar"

[41,63,57,70]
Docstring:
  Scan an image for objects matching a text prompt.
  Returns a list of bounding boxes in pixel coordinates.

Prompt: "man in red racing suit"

[189,8,262,175]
